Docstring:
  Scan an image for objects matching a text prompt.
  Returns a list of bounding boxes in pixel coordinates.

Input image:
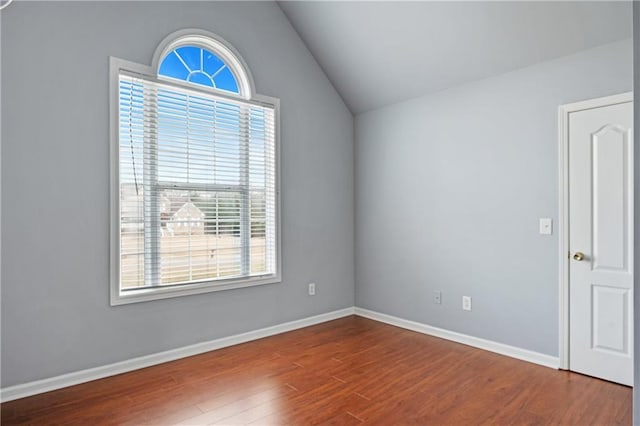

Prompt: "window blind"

[118,73,277,290]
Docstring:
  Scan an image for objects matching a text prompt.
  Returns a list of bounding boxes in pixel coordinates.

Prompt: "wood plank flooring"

[1,316,632,425]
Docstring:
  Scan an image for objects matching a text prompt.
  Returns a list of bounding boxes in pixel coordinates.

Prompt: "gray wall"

[0,1,354,388]
[633,2,639,423]
[355,39,633,357]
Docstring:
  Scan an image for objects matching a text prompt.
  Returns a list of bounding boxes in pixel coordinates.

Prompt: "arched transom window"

[153,32,254,99]
[110,30,279,305]
[158,45,239,93]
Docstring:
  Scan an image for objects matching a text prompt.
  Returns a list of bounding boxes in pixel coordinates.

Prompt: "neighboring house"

[122,188,203,237]
[159,195,171,217]
[165,201,205,236]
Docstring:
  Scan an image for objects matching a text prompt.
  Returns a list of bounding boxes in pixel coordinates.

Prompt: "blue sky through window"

[158,46,240,93]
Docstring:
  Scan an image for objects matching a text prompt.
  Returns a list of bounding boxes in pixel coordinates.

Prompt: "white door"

[568,96,633,386]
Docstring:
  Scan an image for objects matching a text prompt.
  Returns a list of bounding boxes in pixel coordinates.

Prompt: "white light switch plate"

[539,218,552,235]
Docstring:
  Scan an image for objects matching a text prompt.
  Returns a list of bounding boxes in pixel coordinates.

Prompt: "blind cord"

[129,86,139,195]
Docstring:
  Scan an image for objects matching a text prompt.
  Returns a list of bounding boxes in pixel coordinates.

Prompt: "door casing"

[558,92,634,370]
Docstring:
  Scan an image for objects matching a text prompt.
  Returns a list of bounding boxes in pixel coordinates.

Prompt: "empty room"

[1,0,639,424]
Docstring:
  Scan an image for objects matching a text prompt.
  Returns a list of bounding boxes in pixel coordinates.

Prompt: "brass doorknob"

[573,252,585,261]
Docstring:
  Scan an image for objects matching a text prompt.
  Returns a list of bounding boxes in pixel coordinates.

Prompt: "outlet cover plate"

[462,296,472,311]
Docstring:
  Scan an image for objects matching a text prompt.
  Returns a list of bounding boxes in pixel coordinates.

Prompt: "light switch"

[539,218,552,235]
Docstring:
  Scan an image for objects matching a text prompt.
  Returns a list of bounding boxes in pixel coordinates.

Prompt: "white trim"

[0,0,14,11]
[0,308,355,403]
[112,275,283,306]
[558,102,570,370]
[559,92,632,116]
[557,92,633,371]
[354,308,560,369]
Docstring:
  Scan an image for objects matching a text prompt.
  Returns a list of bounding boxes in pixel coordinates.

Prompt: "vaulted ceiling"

[278,1,632,114]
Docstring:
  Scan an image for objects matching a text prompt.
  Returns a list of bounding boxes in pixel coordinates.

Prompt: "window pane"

[213,67,239,93]
[158,46,240,94]
[118,74,276,294]
[119,79,145,289]
[159,190,242,285]
[188,72,213,87]
[156,89,242,186]
[174,46,201,73]
[120,186,144,289]
[158,51,190,81]
[203,52,225,76]
[251,191,267,274]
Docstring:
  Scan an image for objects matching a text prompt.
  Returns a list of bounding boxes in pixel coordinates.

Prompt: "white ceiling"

[278,1,632,114]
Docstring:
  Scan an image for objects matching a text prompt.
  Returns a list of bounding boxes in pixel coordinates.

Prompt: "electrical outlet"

[462,296,472,311]
[308,282,316,296]
[433,290,442,304]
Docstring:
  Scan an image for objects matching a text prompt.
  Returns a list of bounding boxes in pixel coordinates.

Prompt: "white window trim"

[109,41,281,306]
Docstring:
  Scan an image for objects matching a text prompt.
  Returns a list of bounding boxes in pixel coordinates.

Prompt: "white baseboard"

[1,306,561,402]
[353,307,560,369]
[0,307,355,403]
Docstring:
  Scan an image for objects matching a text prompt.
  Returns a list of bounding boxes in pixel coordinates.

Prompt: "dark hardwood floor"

[1,316,632,425]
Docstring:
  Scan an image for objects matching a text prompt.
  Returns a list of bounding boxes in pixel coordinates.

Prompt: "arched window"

[110,30,279,305]
[158,46,239,93]
[152,31,254,99]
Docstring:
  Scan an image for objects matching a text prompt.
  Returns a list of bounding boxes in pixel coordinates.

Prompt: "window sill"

[110,274,281,306]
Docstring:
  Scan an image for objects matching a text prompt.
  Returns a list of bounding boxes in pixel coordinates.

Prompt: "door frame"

[557,91,633,370]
